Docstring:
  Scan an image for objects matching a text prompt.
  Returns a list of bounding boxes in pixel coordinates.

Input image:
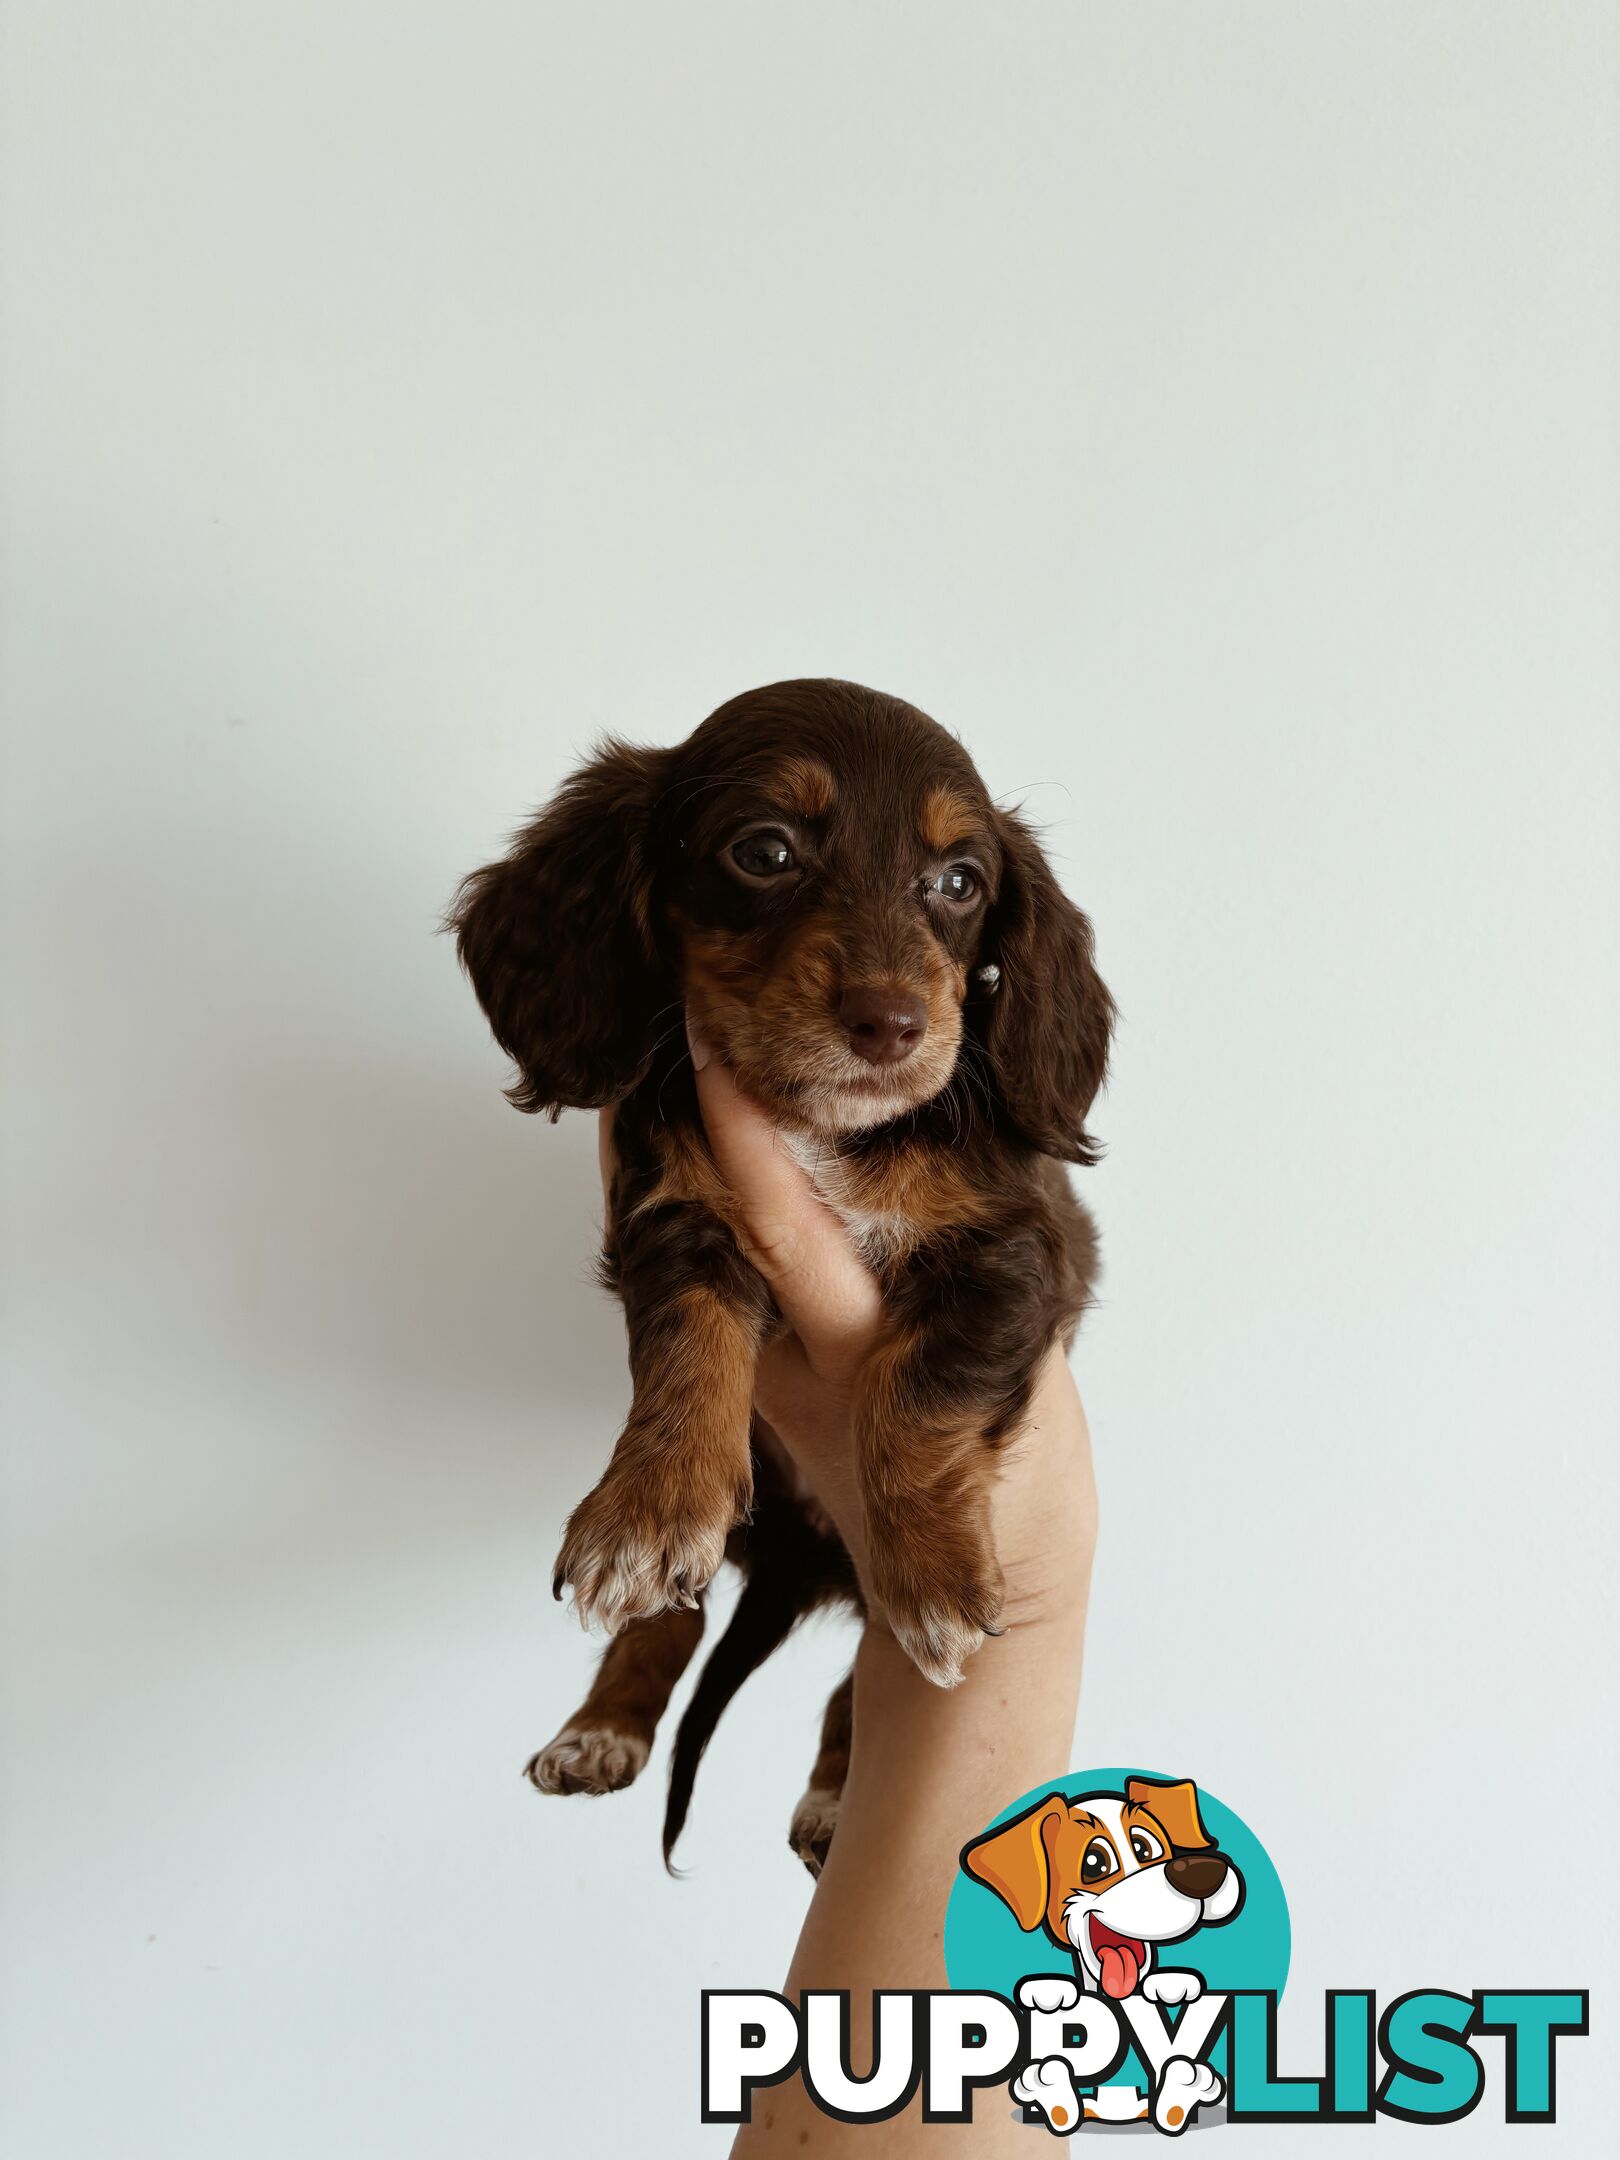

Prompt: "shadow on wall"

[20,815,633,1529]
[171,1055,620,1431]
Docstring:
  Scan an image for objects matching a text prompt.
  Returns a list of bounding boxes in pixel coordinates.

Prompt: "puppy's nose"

[839,987,928,1065]
[1165,1852,1229,1901]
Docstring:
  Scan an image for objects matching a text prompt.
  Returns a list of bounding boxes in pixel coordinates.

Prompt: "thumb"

[687,1017,883,1368]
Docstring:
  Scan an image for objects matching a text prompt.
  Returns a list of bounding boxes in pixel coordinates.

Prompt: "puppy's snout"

[1165,1852,1229,1901]
[839,986,928,1065]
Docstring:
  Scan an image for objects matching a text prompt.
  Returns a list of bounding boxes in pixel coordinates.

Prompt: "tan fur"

[772,754,837,818]
[554,1286,759,1631]
[632,1287,757,1451]
[528,1604,706,1793]
[919,780,982,856]
[838,1141,988,1242]
[677,916,966,1137]
[789,1670,854,1876]
[629,1122,745,1239]
[857,1321,1003,1686]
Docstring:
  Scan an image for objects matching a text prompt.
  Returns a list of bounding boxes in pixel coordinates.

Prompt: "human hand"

[665,1026,1101,2154]
[674,1018,1097,1638]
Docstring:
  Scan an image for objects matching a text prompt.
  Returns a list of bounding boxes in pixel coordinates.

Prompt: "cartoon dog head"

[961,1777,1244,2000]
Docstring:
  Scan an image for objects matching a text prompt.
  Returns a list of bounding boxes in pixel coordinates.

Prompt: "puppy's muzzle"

[1165,1851,1230,1901]
[839,985,928,1066]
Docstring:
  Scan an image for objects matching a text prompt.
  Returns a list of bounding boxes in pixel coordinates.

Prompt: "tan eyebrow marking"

[772,756,836,818]
[920,781,981,856]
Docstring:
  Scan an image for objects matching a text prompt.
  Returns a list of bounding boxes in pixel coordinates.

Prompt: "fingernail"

[685,1012,713,1072]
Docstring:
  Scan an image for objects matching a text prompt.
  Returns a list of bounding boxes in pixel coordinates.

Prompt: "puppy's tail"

[662,1563,804,1872]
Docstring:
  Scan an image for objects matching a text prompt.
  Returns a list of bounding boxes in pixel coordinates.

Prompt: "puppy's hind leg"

[527,1602,705,1795]
[789,1669,853,1877]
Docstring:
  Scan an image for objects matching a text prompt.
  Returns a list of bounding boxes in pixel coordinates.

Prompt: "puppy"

[452,680,1113,1862]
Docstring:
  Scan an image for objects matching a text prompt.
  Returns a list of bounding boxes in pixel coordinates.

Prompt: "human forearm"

[733,1359,1097,2153]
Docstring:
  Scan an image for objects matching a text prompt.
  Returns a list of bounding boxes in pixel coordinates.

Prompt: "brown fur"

[525,1605,706,1795]
[551,1283,761,1632]
[450,679,1114,1858]
[788,1671,854,1876]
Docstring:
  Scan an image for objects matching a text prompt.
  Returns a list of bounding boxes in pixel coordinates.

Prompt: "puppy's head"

[452,680,1113,1156]
[961,1778,1244,1998]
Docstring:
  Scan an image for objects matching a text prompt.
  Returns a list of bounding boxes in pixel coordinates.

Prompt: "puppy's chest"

[781,1131,955,1268]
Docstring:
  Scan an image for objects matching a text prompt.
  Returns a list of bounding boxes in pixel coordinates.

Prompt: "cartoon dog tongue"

[1092,1923,1145,1999]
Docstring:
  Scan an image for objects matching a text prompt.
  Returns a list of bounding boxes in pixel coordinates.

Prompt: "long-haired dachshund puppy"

[452,679,1113,1869]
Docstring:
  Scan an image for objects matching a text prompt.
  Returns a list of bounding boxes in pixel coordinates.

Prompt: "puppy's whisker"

[993,779,1074,815]
[656,769,764,816]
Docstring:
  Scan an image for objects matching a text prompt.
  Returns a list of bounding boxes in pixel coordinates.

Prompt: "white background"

[3,4,1616,2153]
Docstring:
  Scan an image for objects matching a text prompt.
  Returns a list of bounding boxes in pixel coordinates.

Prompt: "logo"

[701,1766,1589,2133]
[948,1768,1283,2132]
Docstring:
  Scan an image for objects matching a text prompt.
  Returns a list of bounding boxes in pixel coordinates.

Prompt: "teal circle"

[944,1767,1289,2086]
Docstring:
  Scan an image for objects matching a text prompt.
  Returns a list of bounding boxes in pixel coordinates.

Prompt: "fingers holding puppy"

[686,1020,883,1381]
[682,1015,1069,1688]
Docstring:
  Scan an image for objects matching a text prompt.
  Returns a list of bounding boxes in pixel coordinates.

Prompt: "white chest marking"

[780,1130,912,1265]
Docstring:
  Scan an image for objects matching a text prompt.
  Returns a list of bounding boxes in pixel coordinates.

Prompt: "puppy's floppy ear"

[1126,1777,1214,1853]
[450,739,674,1115]
[981,810,1115,1164]
[960,1793,1068,1932]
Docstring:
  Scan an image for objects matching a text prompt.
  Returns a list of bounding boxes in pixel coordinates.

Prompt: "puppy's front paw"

[526,1724,648,1795]
[788,1787,840,1877]
[552,1472,736,1633]
[887,1602,986,1688]
[869,1502,1002,1687]
[875,1554,1002,1688]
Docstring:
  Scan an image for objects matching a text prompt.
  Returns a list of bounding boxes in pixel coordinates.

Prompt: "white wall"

[2,5,1615,2153]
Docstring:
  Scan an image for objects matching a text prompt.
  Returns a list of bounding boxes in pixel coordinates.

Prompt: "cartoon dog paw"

[1012,2056,1083,2135]
[1153,2055,1223,2134]
[1017,1975,1082,2015]
[1141,1969,1204,2007]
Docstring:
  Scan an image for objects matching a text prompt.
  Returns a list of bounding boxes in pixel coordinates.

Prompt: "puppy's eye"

[1129,1828,1165,1865]
[930,864,979,903]
[729,831,799,881]
[1080,1838,1116,1884]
